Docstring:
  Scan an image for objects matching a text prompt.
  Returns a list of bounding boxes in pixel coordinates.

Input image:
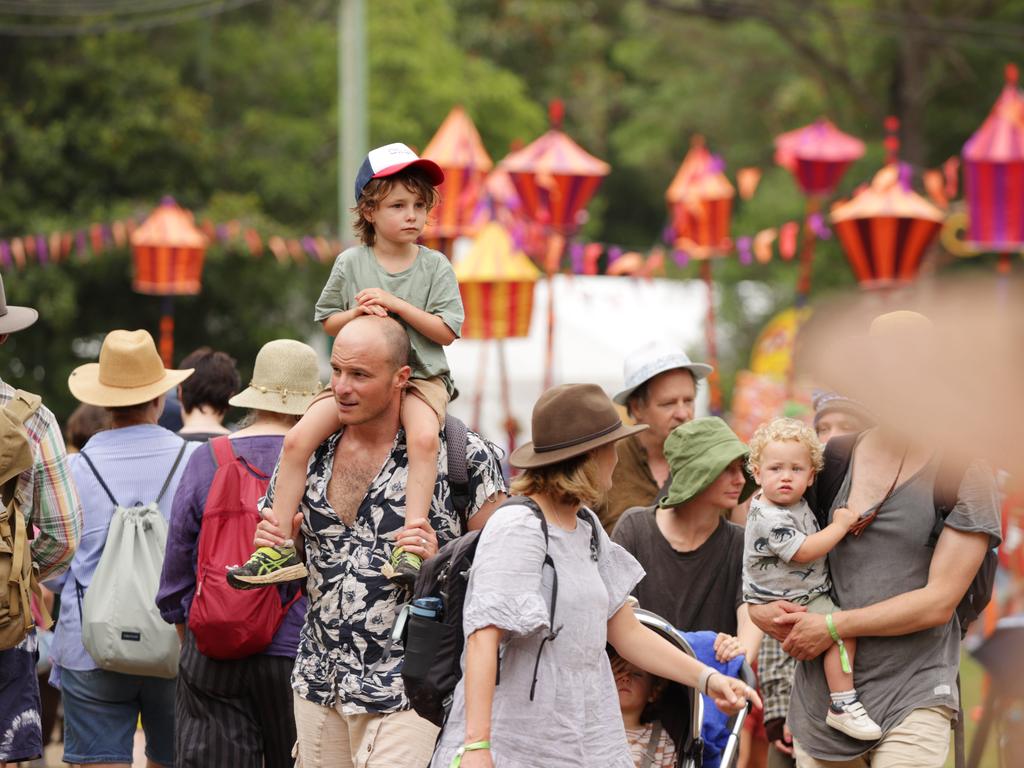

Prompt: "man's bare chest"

[326,450,386,525]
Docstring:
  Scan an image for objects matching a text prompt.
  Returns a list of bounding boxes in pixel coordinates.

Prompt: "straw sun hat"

[69,329,193,408]
[510,383,648,469]
[229,339,321,416]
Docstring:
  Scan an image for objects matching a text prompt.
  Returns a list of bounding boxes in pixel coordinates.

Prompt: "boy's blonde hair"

[747,417,825,474]
[351,168,441,246]
[510,451,605,508]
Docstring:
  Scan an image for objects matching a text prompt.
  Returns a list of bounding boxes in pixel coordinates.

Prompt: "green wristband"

[826,613,852,675]
[449,740,491,768]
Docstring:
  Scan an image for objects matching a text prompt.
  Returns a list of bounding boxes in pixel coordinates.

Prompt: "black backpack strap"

[577,508,601,562]
[927,457,967,548]
[155,441,189,506]
[808,432,860,527]
[444,415,471,529]
[78,451,119,508]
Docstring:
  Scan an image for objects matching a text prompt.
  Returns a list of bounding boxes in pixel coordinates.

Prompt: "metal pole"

[339,0,368,241]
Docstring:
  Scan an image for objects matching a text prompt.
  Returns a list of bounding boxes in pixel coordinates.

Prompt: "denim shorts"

[61,666,175,766]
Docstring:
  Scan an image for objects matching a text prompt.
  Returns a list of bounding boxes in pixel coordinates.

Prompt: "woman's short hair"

[179,347,241,414]
[509,450,605,508]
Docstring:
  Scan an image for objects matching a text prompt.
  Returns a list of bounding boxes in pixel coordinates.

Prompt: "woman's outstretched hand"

[707,673,762,716]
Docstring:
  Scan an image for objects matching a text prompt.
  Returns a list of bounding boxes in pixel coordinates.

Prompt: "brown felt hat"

[68,329,194,408]
[510,383,648,469]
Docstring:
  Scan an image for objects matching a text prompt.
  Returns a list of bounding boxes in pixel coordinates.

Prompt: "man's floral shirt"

[262,428,506,714]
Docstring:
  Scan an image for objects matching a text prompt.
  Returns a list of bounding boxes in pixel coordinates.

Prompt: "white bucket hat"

[613,341,713,406]
[228,339,322,416]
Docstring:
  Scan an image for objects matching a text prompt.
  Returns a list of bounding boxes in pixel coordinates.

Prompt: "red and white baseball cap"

[354,143,445,200]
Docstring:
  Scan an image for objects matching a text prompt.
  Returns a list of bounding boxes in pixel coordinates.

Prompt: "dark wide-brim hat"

[510,383,648,469]
[0,275,37,335]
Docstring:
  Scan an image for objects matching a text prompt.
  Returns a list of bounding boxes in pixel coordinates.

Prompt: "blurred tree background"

[0,0,1020,419]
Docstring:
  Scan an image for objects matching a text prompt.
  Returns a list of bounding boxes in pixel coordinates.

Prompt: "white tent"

[447,274,711,451]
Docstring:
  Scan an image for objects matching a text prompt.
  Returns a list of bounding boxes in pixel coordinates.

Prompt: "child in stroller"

[613,650,677,768]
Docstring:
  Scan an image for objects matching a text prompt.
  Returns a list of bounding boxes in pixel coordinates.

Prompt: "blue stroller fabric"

[682,630,746,768]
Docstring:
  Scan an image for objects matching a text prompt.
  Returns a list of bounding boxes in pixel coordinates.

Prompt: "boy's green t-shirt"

[314,245,464,396]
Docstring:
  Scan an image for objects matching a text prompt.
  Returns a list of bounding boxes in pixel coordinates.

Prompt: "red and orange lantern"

[130,197,208,295]
[963,64,1024,268]
[665,136,734,413]
[831,166,944,288]
[667,136,734,256]
[421,106,493,256]
[130,197,208,365]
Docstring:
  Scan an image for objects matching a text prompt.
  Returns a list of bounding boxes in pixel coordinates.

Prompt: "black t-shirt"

[612,506,744,634]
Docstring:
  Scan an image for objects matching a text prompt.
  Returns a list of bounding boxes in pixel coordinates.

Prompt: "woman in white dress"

[431,384,759,768]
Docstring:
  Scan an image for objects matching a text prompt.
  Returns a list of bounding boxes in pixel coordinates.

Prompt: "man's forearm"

[835,527,990,639]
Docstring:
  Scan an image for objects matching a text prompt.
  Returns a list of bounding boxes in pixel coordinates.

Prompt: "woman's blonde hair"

[510,451,605,508]
[747,417,825,474]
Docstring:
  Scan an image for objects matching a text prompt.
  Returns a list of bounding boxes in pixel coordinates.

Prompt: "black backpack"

[810,433,997,637]
[400,496,601,727]
[443,414,472,525]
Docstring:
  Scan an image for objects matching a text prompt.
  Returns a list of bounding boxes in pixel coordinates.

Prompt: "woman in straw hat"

[156,339,322,768]
[52,329,197,768]
[431,384,758,768]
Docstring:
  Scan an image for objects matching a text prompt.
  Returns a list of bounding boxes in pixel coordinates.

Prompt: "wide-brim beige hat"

[510,383,648,469]
[69,329,194,408]
[229,339,321,416]
[0,275,38,335]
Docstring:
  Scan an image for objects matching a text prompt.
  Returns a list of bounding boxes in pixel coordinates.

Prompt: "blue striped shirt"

[49,424,198,680]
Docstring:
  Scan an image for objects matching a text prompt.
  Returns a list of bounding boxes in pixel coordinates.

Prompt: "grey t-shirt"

[313,245,464,395]
[742,495,830,605]
[789,460,1002,761]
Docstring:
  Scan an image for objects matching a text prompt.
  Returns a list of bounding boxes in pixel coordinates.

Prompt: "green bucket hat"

[659,417,757,509]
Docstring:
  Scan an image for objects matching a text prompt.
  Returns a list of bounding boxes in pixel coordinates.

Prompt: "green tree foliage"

[0,0,1019,419]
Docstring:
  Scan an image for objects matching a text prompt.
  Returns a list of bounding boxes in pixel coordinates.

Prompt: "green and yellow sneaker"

[381,547,421,589]
[226,545,308,590]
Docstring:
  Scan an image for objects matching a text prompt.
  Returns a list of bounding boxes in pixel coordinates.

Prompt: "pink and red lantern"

[421,107,493,254]
[498,109,610,236]
[775,118,865,198]
[962,64,1024,252]
[831,165,944,288]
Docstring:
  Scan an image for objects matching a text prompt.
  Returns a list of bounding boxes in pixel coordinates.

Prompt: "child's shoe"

[227,545,308,590]
[826,700,882,741]
[381,547,421,589]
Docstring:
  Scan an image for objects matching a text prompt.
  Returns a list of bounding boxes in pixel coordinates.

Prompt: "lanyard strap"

[848,447,907,537]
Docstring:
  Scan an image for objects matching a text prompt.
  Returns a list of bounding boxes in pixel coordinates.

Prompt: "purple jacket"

[156,434,305,657]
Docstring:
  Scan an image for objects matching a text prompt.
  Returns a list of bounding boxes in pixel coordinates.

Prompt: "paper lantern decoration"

[775,119,865,198]
[422,107,493,250]
[130,197,208,295]
[666,136,734,256]
[962,64,1024,251]
[498,116,610,235]
[455,222,540,339]
[830,166,944,287]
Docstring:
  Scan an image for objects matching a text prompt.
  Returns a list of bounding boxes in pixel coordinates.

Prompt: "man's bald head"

[333,314,410,372]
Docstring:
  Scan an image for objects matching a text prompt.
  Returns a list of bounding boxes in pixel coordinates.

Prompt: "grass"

[949,651,999,768]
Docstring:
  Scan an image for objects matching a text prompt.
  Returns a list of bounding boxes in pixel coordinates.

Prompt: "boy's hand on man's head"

[357,303,388,318]
[356,288,404,313]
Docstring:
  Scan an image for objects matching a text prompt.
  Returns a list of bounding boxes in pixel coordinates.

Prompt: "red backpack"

[188,436,299,659]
